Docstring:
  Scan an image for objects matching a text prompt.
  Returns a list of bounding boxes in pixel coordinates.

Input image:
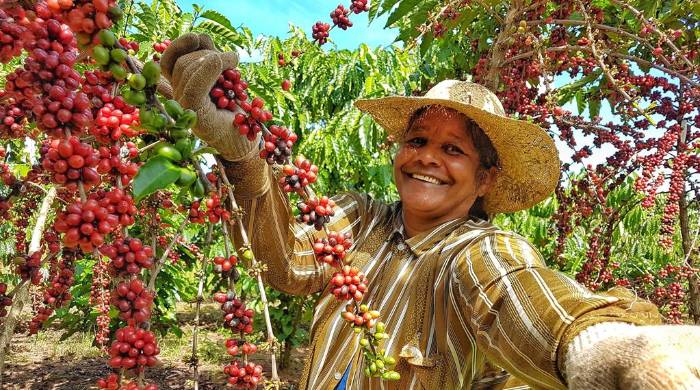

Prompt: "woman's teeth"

[410,173,443,185]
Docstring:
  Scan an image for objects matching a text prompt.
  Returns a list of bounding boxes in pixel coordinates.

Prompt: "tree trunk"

[0,186,57,386]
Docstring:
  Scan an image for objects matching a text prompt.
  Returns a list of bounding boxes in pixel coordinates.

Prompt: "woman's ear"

[477,166,498,197]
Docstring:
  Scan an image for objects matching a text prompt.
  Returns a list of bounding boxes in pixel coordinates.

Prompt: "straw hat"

[354,80,560,214]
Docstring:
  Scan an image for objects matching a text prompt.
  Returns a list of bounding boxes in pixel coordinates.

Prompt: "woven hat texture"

[354,80,560,214]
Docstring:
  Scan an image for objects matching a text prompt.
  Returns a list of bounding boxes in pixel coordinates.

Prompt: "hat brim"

[354,96,561,214]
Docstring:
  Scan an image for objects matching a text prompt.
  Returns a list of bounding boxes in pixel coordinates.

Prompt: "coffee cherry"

[281,79,291,91]
[296,196,335,230]
[224,338,257,356]
[15,251,43,285]
[313,231,352,267]
[279,156,318,194]
[330,5,352,30]
[108,325,160,372]
[350,0,369,14]
[223,360,263,388]
[99,238,154,276]
[217,291,255,334]
[312,21,331,45]
[213,255,238,274]
[260,124,297,165]
[0,283,13,318]
[112,279,153,324]
[330,265,367,302]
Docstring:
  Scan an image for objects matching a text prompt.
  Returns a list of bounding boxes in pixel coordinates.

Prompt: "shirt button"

[334,372,342,380]
[396,242,406,251]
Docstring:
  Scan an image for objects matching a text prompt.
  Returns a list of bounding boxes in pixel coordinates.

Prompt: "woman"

[160,34,700,389]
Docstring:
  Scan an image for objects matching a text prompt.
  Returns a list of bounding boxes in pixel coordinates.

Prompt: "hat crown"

[424,80,506,117]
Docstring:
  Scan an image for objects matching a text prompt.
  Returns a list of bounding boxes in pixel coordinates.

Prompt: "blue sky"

[176,0,398,52]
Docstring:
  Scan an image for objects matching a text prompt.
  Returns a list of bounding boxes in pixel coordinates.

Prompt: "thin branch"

[610,0,695,70]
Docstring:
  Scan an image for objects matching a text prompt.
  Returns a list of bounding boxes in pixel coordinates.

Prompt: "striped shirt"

[225,157,662,390]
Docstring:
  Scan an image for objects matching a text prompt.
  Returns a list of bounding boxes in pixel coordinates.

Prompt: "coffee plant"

[0,0,697,388]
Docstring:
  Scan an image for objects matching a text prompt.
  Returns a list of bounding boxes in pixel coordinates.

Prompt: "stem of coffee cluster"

[215,158,280,385]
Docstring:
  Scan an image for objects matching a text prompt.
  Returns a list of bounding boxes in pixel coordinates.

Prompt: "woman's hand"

[160,33,259,162]
[566,324,700,389]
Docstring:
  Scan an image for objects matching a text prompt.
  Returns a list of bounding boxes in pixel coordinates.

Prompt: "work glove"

[160,33,259,162]
[566,323,700,389]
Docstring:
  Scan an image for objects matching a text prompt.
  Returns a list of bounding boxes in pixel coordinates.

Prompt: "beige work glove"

[566,324,700,389]
[160,33,259,162]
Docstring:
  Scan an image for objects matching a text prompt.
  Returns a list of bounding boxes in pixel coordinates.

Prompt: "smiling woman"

[395,105,500,232]
[161,33,700,389]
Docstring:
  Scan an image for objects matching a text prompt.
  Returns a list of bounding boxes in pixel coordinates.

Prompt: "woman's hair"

[404,105,500,221]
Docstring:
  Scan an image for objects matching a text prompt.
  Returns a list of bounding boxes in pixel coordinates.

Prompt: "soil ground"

[3,303,308,389]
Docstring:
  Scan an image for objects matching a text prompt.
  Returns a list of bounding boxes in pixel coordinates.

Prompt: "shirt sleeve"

[222,156,374,296]
[451,231,662,389]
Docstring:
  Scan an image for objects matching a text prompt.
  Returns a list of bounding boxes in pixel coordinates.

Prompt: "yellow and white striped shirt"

[225,157,661,389]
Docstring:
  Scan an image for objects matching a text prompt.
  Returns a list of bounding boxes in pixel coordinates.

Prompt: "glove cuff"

[564,322,638,381]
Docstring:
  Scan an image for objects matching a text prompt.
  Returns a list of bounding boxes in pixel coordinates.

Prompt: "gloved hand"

[566,324,700,389]
[160,33,259,162]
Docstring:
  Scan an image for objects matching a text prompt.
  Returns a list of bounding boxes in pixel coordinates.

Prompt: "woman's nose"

[414,144,441,166]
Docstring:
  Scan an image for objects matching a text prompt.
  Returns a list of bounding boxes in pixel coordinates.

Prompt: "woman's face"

[393,106,496,225]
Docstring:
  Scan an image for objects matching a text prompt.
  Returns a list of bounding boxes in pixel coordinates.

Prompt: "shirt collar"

[388,202,477,256]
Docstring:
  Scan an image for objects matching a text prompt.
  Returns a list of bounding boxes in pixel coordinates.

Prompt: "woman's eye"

[444,144,464,155]
[406,137,426,146]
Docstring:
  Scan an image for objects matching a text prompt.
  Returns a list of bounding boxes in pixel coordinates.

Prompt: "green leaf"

[575,90,587,115]
[199,9,236,31]
[589,97,601,119]
[385,0,422,27]
[132,155,181,201]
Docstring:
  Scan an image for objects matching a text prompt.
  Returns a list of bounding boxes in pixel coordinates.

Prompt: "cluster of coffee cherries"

[213,255,238,274]
[89,188,138,227]
[112,279,153,323]
[0,283,12,318]
[53,198,116,252]
[108,325,160,371]
[232,97,273,141]
[225,338,257,356]
[46,0,122,43]
[330,5,353,30]
[0,7,29,63]
[331,265,367,301]
[0,94,27,138]
[311,21,331,45]
[210,69,274,141]
[152,39,171,53]
[15,251,44,285]
[279,157,318,194]
[41,253,75,308]
[96,143,140,186]
[40,136,101,190]
[296,196,336,230]
[349,0,369,13]
[223,360,264,388]
[92,100,141,143]
[313,231,352,267]
[97,373,158,390]
[100,238,155,276]
[203,193,231,223]
[260,124,297,165]
[214,291,255,334]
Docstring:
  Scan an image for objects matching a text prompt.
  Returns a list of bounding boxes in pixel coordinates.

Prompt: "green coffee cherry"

[93,45,110,66]
[175,138,194,160]
[141,61,161,86]
[176,167,197,186]
[128,74,147,90]
[110,48,128,63]
[109,63,128,80]
[164,99,184,118]
[98,29,116,47]
[155,143,182,162]
[241,248,254,262]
